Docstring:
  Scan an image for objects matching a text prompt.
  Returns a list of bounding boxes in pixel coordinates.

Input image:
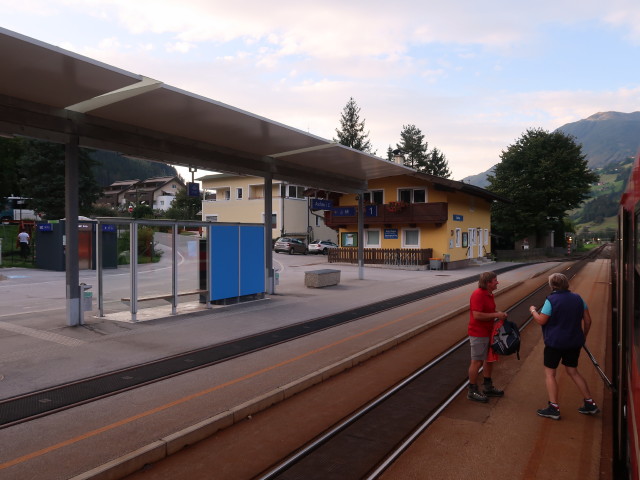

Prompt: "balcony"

[324,202,448,228]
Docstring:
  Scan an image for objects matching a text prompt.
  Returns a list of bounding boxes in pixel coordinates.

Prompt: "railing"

[328,248,433,266]
[324,202,448,228]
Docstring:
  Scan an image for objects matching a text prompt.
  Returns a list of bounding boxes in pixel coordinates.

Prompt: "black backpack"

[491,320,521,359]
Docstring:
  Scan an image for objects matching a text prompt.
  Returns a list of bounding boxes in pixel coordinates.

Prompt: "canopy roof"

[0,27,417,193]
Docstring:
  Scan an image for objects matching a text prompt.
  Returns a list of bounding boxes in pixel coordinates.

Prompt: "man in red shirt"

[467,271,508,402]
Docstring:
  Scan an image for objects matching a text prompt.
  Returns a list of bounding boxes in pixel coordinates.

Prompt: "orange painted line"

[0,292,466,471]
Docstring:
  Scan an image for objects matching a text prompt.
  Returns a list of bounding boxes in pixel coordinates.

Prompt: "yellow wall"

[335,174,492,260]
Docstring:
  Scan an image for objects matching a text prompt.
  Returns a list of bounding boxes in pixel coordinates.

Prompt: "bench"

[121,290,207,303]
[304,269,341,288]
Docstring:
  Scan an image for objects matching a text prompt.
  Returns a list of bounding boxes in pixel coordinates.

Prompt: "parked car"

[274,237,308,255]
[308,240,339,255]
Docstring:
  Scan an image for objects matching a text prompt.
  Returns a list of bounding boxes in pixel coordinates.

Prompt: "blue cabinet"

[208,223,265,302]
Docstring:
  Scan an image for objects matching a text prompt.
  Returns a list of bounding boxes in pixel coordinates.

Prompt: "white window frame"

[205,215,218,222]
[455,228,461,247]
[484,229,489,245]
[365,229,382,248]
[397,187,427,203]
[236,187,243,200]
[402,228,420,248]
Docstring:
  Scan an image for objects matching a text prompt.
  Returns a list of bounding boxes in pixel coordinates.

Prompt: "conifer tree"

[427,147,452,178]
[334,97,374,154]
[395,124,429,170]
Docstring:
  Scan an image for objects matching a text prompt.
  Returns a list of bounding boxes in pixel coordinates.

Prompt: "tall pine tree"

[427,147,452,178]
[334,97,374,154]
[395,124,429,170]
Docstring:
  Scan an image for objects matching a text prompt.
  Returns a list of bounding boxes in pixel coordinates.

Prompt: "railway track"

[256,249,605,480]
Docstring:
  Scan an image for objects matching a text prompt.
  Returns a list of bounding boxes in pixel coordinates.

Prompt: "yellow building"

[324,173,507,269]
[199,173,338,243]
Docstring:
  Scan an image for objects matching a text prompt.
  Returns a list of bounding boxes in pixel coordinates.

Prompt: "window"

[398,188,427,203]
[402,229,420,248]
[236,187,243,199]
[364,190,384,204]
[223,189,230,201]
[484,229,489,245]
[365,229,381,247]
[455,228,461,247]
[262,213,277,229]
[281,184,305,199]
[205,215,218,222]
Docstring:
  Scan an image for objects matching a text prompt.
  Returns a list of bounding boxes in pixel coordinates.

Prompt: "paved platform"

[0,258,610,479]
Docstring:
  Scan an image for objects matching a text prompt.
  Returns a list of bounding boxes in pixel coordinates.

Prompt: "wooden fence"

[328,248,433,266]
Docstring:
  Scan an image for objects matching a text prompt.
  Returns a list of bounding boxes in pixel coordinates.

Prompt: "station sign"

[311,199,333,210]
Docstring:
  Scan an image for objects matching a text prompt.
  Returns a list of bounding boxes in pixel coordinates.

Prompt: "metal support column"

[65,130,81,326]
[171,223,178,315]
[357,192,364,280]
[265,172,274,294]
[130,221,138,322]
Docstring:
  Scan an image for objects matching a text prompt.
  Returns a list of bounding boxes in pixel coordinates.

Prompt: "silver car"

[274,237,308,255]
[308,240,338,255]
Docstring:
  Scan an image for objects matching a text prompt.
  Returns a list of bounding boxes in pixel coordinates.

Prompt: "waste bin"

[80,283,93,312]
[429,258,442,270]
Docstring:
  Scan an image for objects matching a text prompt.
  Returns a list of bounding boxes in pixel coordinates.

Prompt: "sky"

[2,0,640,181]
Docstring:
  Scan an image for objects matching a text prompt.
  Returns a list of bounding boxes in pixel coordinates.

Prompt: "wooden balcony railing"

[328,247,434,266]
[324,202,448,228]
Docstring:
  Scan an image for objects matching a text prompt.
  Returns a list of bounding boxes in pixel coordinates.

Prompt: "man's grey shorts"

[469,336,490,360]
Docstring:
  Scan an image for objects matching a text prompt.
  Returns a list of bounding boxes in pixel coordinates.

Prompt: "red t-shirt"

[468,287,496,337]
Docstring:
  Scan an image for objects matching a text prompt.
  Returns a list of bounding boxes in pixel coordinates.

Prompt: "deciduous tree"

[18,140,101,219]
[488,128,598,247]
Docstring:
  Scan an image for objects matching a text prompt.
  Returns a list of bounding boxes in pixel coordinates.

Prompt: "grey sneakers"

[467,386,488,403]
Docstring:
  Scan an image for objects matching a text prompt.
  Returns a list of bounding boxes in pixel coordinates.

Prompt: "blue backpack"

[491,320,521,359]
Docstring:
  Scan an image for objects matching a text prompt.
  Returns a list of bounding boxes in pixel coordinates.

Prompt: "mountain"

[556,111,640,169]
[89,150,178,186]
[462,111,640,188]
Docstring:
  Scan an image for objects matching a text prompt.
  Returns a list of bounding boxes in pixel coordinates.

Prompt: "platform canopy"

[0,27,415,194]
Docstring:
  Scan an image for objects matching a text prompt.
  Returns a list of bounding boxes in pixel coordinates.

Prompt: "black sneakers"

[483,384,504,397]
[578,401,600,415]
[537,402,561,420]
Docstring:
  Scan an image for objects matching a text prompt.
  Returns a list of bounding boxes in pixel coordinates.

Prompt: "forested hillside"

[89,150,178,186]
[570,157,633,226]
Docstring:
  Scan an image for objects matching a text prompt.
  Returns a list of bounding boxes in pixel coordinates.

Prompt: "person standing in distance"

[530,273,599,420]
[467,271,508,402]
[17,229,30,260]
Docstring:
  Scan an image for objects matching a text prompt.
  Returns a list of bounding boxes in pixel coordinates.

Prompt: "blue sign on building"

[384,229,398,239]
[365,205,378,217]
[453,214,464,221]
[332,206,356,216]
[38,223,53,232]
[101,224,116,232]
[311,199,333,210]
